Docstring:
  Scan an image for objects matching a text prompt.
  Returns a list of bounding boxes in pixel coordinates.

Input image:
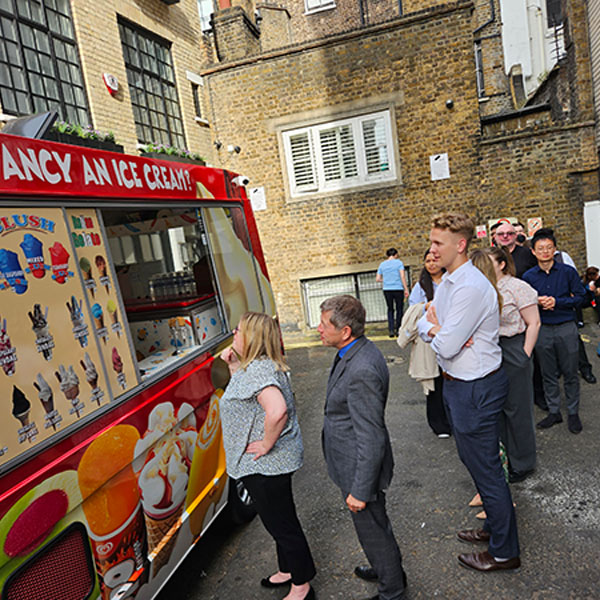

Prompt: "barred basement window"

[282,111,396,197]
[119,18,186,149]
[0,0,90,123]
[301,268,410,328]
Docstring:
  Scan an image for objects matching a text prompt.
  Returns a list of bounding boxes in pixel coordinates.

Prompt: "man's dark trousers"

[443,368,520,559]
[536,321,580,414]
[343,489,405,600]
[383,290,404,334]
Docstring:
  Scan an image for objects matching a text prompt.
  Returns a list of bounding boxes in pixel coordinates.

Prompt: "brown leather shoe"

[458,550,520,572]
[457,528,491,543]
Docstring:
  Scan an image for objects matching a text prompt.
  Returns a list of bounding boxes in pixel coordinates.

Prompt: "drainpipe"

[474,0,495,35]
[527,0,547,77]
[358,0,365,26]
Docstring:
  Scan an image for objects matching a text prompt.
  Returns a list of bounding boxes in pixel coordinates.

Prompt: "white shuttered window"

[282,111,396,197]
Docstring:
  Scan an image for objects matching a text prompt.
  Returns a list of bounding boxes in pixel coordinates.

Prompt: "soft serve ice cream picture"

[0,317,17,376]
[0,207,113,468]
[134,402,197,575]
[28,304,54,360]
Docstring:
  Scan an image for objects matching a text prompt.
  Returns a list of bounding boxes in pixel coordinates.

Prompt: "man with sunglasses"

[495,222,537,278]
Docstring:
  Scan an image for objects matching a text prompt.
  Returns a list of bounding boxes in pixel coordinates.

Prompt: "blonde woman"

[220,312,316,600]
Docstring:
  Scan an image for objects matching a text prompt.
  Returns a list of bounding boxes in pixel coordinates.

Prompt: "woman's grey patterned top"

[219,358,303,479]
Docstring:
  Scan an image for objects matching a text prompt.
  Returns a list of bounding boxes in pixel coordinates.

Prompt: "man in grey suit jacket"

[318,295,406,600]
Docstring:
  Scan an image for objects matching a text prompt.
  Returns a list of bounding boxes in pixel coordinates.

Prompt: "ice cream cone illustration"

[0,317,16,376]
[66,296,88,348]
[34,373,57,431]
[20,233,46,279]
[55,364,80,417]
[80,352,99,388]
[79,257,96,297]
[34,373,54,415]
[91,303,104,330]
[187,390,225,536]
[28,304,53,360]
[112,347,126,389]
[95,255,110,293]
[49,242,70,284]
[0,249,28,294]
[134,402,197,575]
[12,386,31,428]
[107,300,120,338]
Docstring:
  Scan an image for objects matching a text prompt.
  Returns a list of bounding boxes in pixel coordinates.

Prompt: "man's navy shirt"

[522,261,586,325]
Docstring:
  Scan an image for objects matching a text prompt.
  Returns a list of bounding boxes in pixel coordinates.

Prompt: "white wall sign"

[430,153,450,181]
[249,186,266,211]
[476,225,487,238]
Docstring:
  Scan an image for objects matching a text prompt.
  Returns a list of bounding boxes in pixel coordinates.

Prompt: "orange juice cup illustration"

[134,402,197,575]
[186,389,226,537]
[78,425,146,600]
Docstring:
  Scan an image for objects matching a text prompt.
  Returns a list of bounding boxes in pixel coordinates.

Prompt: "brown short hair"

[320,295,365,338]
[431,213,475,250]
[486,246,516,277]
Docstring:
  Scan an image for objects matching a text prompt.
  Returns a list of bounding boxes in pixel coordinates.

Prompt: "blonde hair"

[469,249,503,313]
[238,312,288,372]
[431,213,475,251]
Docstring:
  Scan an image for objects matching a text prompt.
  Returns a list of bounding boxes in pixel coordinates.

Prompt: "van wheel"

[227,478,256,524]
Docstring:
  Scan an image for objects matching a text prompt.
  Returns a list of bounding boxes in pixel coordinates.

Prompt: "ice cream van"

[0,130,276,600]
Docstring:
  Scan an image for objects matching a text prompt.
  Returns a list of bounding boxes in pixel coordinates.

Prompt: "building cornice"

[201,1,474,76]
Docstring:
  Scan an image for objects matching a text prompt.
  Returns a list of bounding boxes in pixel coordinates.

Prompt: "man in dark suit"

[318,295,406,600]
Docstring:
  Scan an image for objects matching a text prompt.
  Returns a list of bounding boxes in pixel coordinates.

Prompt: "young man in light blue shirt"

[376,248,409,338]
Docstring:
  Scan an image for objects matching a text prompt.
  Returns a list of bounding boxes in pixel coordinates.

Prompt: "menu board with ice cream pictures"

[0,208,111,467]
[65,208,138,401]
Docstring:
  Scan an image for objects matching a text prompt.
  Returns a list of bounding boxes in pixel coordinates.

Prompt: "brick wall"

[204,0,599,330]
[69,0,215,161]
[204,3,485,328]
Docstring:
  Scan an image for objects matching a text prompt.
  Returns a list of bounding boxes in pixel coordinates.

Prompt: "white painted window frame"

[282,110,397,198]
[304,0,336,15]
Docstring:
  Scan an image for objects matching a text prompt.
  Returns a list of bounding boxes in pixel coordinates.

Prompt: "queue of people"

[214,214,595,599]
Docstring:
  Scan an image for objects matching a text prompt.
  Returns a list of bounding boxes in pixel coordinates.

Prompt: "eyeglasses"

[497,232,516,238]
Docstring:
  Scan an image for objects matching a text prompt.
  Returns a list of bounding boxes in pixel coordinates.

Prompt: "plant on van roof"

[139,141,204,162]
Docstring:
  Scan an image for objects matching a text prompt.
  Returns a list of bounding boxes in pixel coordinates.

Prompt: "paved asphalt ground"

[158,319,600,600]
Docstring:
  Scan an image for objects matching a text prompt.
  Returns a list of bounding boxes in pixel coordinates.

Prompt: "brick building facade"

[0,0,597,330]
[203,0,599,330]
[0,0,216,163]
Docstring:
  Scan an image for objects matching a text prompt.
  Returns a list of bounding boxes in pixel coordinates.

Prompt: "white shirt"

[417,260,502,381]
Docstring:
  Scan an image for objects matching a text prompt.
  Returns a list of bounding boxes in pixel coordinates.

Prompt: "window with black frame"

[0,0,89,123]
[118,18,186,149]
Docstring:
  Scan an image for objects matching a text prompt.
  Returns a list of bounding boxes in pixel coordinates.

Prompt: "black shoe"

[388,333,395,338]
[260,575,292,588]
[354,565,378,581]
[508,469,534,483]
[580,370,597,384]
[568,414,583,434]
[577,321,584,328]
[537,412,563,429]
